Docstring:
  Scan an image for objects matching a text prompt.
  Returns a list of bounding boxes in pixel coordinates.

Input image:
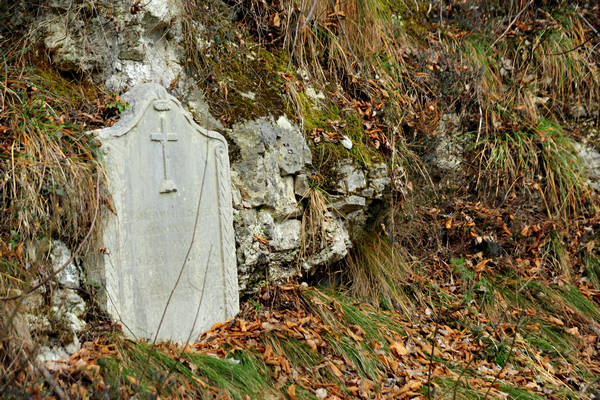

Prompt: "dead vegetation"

[0,38,119,392]
[1,0,600,398]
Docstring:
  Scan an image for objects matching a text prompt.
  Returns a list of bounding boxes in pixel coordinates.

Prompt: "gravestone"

[90,83,238,342]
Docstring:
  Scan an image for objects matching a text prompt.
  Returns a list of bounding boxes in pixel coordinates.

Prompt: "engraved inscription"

[151,103,178,194]
[96,83,239,342]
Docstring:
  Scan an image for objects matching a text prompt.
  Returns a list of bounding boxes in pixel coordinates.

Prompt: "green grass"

[326,335,383,380]
[97,340,276,399]
[522,320,575,362]
[264,333,323,370]
[186,351,274,399]
[479,119,587,218]
[301,288,405,380]
[433,377,485,400]
[560,283,600,321]
[583,255,600,290]
[500,384,547,400]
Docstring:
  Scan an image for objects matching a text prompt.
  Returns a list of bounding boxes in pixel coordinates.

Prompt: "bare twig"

[288,0,305,71]
[151,139,210,343]
[1,168,101,302]
[299,0,318,31]
[490,0,534,48]
[426,323,439,400]
[546,35,596,56]
[580,13,600,39]
[483,320,522,400]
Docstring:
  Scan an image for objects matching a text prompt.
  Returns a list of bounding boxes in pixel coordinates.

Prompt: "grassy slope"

[1,0,600,399]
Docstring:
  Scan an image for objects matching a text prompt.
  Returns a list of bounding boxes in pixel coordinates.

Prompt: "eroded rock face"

[228,117,307,290]
[28,1,393,294]
[226,116,393,291]
[229,117,311,219]
[25,240,86,362]
[38,0,184,92]
[574,141,600,190]
[430,113,465,173]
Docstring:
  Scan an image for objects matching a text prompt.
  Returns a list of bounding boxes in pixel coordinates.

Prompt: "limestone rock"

[49,241,80,289]
[51,289,86,334]
[294,174,310,197]
[184,87,226,133]
[330,195,366,214]
[303,215,351,270]
[27,239,80,289]
[230,117,311,219]
[336,161,367,194]
[574,142,600,190]
[234,209,302,291]
[38,0,184,91]
[37,346,70,363]
[430,113,464,172]
[43,16,108,73]
[367,163,391,199]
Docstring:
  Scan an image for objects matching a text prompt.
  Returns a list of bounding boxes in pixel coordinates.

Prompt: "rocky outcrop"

[574,140,600,190]
[27,0,393,293]
[226,116,391,291]
[38,0,184,92]
[429,113,465,174]
[25,240,86,362]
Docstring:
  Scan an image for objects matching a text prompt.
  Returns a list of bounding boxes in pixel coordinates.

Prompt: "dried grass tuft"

[0,44,101,251]
[299,184,331,261]
[344,232,418,315]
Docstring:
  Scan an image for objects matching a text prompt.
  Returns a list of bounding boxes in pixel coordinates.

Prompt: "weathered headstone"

[90,83,238,342]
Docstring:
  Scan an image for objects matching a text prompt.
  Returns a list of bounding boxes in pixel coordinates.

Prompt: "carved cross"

[151,102,178,193]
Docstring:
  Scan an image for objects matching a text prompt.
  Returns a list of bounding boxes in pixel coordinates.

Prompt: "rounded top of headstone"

[89,83,227,146]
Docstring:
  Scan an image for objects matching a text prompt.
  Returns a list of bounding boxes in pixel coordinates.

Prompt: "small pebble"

[341,136,353,149]
[315,388,327,399]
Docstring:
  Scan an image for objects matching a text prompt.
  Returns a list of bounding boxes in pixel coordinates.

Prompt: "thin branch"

[546,35,597,56]
[151,139,210,343]
[1,168,101,302]
[288,0,305,71]
[490,0,534,48]
[299,0,318,31]
[156,244,214,395]
[580,13,600,39]
[426,323,439,400]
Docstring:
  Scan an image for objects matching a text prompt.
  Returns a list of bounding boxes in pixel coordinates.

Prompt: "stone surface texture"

[24,239,86,361]
[574,141,600,190]
[92,83,238,341]
[30,2,393,295]
[38,0,183,92]
[430,113,465,172]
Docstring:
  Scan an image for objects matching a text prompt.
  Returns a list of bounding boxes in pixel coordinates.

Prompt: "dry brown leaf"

[390,341,408,358]
[547,316,564,327]
[287,383,296,399]
[328,360,343,378]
